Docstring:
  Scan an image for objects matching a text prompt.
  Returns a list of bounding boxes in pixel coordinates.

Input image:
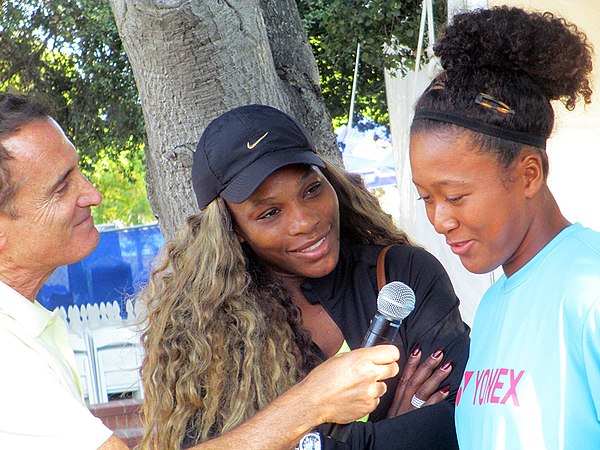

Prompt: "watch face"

[298,431,321,450]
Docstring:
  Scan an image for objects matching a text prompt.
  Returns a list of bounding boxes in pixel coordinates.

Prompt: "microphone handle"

[324,314,401,442]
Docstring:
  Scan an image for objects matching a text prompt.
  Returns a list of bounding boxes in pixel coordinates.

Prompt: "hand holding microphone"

[324,281,416,442]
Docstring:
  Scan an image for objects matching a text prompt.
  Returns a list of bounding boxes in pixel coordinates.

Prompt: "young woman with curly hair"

[138,104,470,449]
[409,6,599,448]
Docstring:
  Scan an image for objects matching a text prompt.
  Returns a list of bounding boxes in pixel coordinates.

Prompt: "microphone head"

[377,281,415,321]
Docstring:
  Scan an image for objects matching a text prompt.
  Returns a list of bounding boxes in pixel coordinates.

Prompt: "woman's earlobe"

[233,227,246,244]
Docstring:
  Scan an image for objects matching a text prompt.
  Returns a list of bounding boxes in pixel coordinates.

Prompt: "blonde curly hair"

[137,157,412,449]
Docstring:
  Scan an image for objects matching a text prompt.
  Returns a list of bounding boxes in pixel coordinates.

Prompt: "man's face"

[0,117,103,274]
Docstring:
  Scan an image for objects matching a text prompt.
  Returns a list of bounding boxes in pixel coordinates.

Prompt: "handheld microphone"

[324,281,416,442]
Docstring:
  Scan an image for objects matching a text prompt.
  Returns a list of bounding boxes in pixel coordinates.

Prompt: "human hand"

[386,346,452,418]
[299,345,400,425]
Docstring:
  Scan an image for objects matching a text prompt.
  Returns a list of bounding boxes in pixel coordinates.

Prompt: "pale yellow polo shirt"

[0,280,112,449]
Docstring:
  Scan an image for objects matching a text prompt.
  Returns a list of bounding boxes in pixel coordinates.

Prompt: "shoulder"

[384,244,451,283]
[553,224,600,262]
[0,315,36,359]
[548,225,600,304]
[573,227,600,258]
[0,322,66,391]
[345,243,445,270]
[347,243,456,300]
[529,226,600,336]
[386,243,445,265]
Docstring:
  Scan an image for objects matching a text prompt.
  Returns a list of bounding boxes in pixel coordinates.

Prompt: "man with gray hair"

[0,92,112,448]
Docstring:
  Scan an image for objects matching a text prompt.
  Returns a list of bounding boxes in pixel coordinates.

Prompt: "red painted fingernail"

[439,385,450,394]
[441,360,452,371]
[432,347,443,358]
[411,344,421,356]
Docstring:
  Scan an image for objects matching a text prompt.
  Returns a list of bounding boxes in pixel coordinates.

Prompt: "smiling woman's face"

[227,164,341,281]
[410,130,537,276]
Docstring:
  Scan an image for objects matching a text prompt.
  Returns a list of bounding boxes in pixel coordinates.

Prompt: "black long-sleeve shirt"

[301,243,470,450]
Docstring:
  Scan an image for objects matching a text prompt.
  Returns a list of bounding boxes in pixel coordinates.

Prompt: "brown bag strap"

[376,244,396,291]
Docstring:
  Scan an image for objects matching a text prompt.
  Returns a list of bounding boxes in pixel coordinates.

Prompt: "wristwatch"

[295,431,322,450]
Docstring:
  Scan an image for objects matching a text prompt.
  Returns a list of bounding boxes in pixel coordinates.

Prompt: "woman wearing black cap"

[137,104,470,449]
[409,6,600,449]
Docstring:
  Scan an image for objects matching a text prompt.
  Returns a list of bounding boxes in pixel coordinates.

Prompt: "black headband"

[413,109,547,149]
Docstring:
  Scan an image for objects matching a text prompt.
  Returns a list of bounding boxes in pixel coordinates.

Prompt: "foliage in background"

[0,0,445,224]
[87,145,156,227]
[298,0,447,129]
[0,0,150,225]
[0,0,145,170]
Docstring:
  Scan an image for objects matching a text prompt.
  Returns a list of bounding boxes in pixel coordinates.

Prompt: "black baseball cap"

[192,104,325,210]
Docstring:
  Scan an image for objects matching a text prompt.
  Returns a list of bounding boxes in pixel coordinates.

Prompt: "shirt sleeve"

[321,402,458,450]
[0,331,113,450]
[391,246,471,407]
[582,296,600,421]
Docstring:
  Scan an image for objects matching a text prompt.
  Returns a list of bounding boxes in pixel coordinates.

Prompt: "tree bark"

[108,0,339,239]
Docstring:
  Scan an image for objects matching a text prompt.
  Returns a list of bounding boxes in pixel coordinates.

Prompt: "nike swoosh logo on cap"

[247,132,269,149]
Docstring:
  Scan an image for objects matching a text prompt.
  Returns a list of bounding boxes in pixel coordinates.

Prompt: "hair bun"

[434,6,593,109]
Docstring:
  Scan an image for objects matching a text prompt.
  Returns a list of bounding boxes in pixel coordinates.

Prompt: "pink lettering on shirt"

[501,369,524,406]
[456,367,525,407]
[478,369,491,405]
[455,371,473,406]
[490,368,508,403]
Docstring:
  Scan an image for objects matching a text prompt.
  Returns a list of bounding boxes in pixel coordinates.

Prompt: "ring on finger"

[411,394,426,409]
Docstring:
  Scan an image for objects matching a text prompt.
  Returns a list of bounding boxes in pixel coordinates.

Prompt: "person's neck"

[272,271,307,299]
[503,188,570,277]
[0,259,52,302]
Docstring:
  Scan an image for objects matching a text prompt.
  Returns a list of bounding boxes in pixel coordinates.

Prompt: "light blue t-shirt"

[455,223,600,449]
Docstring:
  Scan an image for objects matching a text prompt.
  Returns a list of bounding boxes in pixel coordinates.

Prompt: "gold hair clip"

[475,93,515,115]
[428,80,446,91]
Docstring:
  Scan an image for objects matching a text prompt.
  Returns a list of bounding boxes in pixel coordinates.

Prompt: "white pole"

[347,42,361,130]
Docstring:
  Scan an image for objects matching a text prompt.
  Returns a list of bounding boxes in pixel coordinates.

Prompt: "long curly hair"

[411,6,593,177]
[137,157,412,449]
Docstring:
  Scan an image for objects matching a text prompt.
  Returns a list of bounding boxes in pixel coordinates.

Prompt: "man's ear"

[520,151,545,199]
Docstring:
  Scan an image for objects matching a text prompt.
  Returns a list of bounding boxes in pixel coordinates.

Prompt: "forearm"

[99,383,319,450]
[190,379,322,450]
[188,346,400,450]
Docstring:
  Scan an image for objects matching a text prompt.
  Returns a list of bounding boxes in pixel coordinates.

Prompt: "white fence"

[57,300,145,405]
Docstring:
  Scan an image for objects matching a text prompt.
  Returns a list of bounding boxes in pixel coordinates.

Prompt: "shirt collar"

[501,223,582,292]
[0,279,55,337]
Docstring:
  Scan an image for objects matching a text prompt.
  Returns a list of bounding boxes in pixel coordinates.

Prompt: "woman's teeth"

[301,237,325,253]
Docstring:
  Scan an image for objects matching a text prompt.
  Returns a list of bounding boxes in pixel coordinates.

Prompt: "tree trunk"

[108,0,339,239]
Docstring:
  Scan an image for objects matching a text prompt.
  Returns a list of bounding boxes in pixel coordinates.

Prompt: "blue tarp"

[38,224,164,315]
